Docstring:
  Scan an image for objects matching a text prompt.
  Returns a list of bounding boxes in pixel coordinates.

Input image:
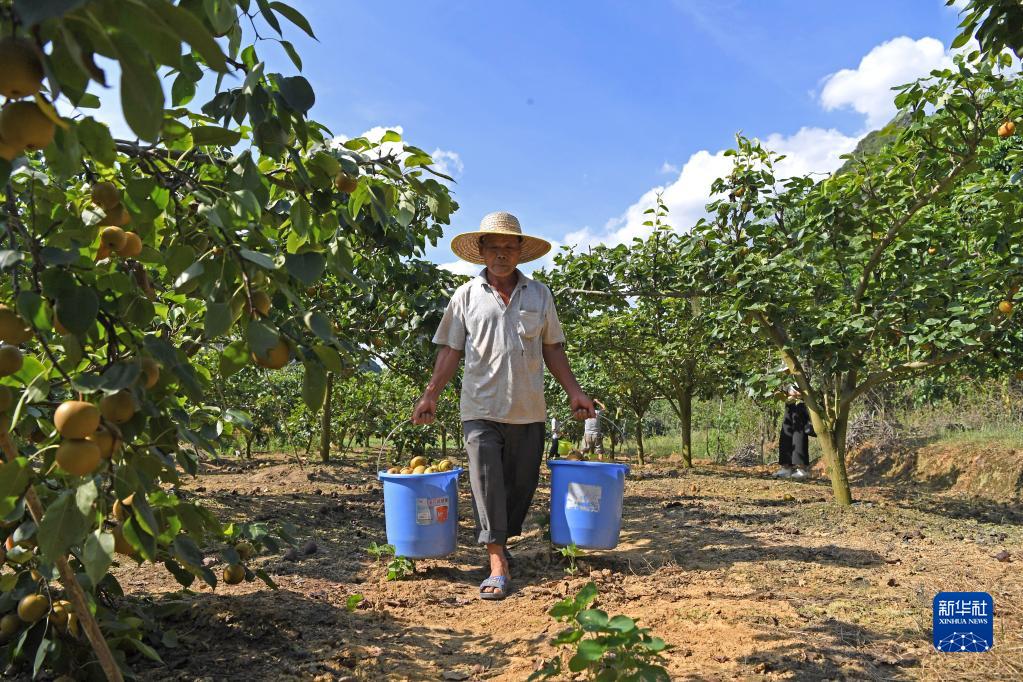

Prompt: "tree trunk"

[320,371,334,463]
[679,386,693,467]
[441,425,447,458]
[808,408,853,505]
[635,416,645,467]
[245,434,252,459]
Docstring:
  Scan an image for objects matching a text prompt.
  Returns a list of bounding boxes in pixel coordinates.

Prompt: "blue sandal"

[479,575,510,600]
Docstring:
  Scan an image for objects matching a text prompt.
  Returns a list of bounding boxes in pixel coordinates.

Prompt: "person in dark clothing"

[774,385,816,480]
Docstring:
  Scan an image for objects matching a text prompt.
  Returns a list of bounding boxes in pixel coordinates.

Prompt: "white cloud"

[660,161,680,175]
[438,260,480,277]
[430,148,463,179]
[819,36,953,129]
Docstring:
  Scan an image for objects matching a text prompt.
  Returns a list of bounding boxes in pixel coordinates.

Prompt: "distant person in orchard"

[412,211,596,601]
[774,385,815,480]
[582,398,607,457]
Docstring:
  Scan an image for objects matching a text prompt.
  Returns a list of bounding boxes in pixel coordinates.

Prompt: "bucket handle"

[375,420,458,473]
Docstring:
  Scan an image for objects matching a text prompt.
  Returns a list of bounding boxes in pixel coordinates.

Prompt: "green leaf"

[568,640,606,671]
[32,638,54,679]
[113,36,164,142]
[575,582,598,609]
[269,2,316,38]
[311,345,343,373]
[0,458,32,519]
[239,248,276,270]
[255,568,278,589]
[15,290,49,330]
[576,609,609,631]
[606,615,637,633]
[54,285,98,335]
[0,250,25,271]
[37,481,98,562]
[153,0,229,72]
[82,530,115,585]
[246,320,279,356]
[284,251,326,285]
[204,302,233,339]
[76,117,116,166]
[345,594,363,612]
[302,361,327,411]
[192,125,242,146]
[277,75,315,113]
[12,0,88,26]
[280,40,302,71]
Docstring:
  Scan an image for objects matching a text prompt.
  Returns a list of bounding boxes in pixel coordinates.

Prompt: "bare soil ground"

[114,445,1022,681]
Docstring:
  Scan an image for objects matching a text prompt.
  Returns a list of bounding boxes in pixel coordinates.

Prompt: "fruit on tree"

[235,541,254,561]
[0,613,19,639]
[0,38,43,99]
[0,386,12,412]
[112,495,133,522]
[139,357,160,389]
[249,290,271,317]
[334,173,358,193]
[56,439,102,476]
[0,345,24,377]
[99,226,127,251]
[98,204,131,227]
[112,526,134,556]
[87,426,117,460]
[927,246,937,255]
[54,400,101,439]
[117,231,143,258]
[223,564,245,585]
[16,594,49,623]
[0,132,21,161]
[99,390,135,423]
[50,600,72,629]
[998,120,1016,138]
[252,338,290,369]
[0,305,32,344]
[90,182,121,210]
[999,300,1014,316]
[0,101,55,151]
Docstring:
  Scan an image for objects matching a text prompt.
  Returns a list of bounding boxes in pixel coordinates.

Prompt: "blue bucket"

[548,460,629,550]
[377,468,462,559]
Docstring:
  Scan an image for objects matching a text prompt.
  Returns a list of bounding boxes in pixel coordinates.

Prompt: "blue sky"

[88,1,971,273]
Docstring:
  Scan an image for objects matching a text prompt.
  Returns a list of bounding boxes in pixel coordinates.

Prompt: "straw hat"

[450,211,551,264]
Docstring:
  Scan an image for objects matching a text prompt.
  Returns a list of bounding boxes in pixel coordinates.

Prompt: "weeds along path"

[113,452,1022,681]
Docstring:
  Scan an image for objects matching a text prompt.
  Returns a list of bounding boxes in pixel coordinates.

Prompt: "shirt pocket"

[517,310,542,340]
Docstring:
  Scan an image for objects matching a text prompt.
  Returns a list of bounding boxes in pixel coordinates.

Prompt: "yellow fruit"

[98,204,131,227]
[54,400,100,439]
[56,439,102,476]
[0,613,20,638]
[50,601,70,628]
[423,466,436,474]
[334,173,358,193]
[139,357,160,389]
[412,465,427,474]
[66,613,80,637]
[0,38,44,99]
[399,467,413,475]
[99,226,127,251]
[0,101,55,151]
[999,300,1014,316]
[0,344,24,377]
[0,386,12,412]
[99,390,135,424]
[386,466,400,474]
[112,526,134,557]
[223,564,245,585]
[0,132,21,161]
[90,182,121,210]
[16,594,49,623]
[117,231,143,258]
[235,541,254,561]
[998,120,1016,138]
[409,456,428,469]
[95,243,111,261]
[87,426,118,460]
[249,290,271,317]
[252,338,289,369]
[927,246,937,255]
[0,305,32,344]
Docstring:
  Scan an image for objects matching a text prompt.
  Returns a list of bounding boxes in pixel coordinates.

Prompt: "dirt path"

[115,452,1022,681]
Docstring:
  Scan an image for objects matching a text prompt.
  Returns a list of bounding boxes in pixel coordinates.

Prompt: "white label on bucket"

[415,496,450,525]
[566,483,602,513]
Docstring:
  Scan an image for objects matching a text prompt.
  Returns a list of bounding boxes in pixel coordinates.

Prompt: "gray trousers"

[463,419,544,545]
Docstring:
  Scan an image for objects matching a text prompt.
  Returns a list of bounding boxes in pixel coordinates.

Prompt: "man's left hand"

[570,392,596,420]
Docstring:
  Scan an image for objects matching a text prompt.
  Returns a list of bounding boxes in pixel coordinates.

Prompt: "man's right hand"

[412,395,437,424]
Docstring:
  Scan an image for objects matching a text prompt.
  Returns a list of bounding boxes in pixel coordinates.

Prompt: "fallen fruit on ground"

[56,439,102,476]
[54,400,101,439]
[223,564,245,585]
[0,101,55,151]
[0,344,25,376]
[16,594,49,623]
[100,390,136,423]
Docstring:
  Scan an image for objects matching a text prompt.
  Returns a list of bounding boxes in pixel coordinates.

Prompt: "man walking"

[412,212,595,600]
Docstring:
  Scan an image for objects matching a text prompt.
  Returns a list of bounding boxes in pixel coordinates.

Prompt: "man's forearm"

[542,343,584,396]
[423,346,463,399]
